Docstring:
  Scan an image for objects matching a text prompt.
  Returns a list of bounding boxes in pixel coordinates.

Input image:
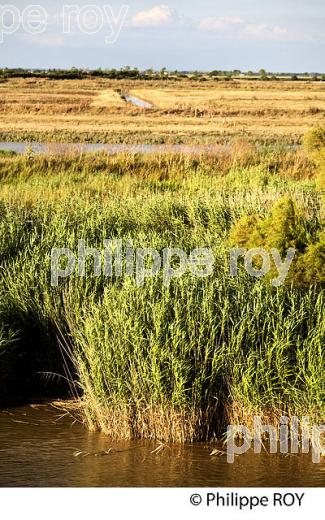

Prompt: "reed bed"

[0,148,323,439]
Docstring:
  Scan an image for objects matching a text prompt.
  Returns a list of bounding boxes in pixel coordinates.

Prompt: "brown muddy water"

[0,405,324,487]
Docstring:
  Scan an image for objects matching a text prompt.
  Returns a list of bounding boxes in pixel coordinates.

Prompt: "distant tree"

[259,68,267,78]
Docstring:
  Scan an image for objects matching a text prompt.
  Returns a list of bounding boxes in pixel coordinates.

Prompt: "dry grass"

[80,400,208,442]
[91,89,125,108]
[1,78,324,145]
[131,82,325,115]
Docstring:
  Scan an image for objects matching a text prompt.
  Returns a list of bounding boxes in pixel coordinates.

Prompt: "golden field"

[0,78,325,144]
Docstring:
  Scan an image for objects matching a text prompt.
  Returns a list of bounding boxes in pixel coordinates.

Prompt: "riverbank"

[0,146,323,441]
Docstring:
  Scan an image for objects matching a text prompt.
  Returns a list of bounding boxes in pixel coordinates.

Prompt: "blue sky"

[1,1,325,71]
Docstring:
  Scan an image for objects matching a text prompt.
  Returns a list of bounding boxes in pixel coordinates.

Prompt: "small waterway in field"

[0,142,230,155]
[0,405,324,487]
[123,94,153,109]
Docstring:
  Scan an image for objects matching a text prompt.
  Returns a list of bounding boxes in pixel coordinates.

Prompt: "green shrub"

[304,128,325,194]
[296,231,325,285]
[229,196,324,286]
[304,127,325,152]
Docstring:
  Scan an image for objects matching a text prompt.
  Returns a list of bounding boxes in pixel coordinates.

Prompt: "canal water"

[0,142,229,155]
[0,405,323,487]
[124,94,153,109]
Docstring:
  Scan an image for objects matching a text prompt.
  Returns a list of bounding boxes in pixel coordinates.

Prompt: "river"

[0,405,323,487]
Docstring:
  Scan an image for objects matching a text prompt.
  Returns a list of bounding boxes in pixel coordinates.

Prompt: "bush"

[229,196,324,286]
[296,232,325,285]
[304,128,325,194]
[230,197,307,253]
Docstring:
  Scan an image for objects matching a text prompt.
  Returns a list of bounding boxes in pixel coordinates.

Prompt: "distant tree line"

[0,67,324,81]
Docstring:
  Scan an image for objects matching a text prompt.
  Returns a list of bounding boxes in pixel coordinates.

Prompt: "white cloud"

[198,15,288,41]
[132,5,184,27]
[245,23,288,38]
[245,23,268,36]
[273,26,288,35]
[198,16,244,31]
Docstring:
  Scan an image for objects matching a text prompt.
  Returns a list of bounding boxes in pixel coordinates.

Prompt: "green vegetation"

[0,145,323,439]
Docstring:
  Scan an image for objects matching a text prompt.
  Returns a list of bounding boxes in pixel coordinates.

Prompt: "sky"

[1,0,324,72]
